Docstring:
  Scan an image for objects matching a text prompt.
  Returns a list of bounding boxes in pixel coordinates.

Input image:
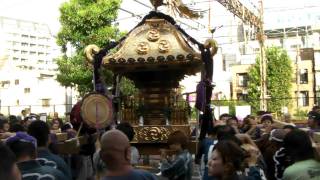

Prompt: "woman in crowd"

[208,140,263,180]
[0,119,10,133]
[282,130,320,180]
[241,115,261,140]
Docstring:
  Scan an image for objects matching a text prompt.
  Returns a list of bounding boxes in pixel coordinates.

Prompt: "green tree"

[247,46,293,114]
[56,0,136,96]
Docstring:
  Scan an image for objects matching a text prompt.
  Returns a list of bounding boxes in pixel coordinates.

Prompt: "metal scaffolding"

[216,0,267,111]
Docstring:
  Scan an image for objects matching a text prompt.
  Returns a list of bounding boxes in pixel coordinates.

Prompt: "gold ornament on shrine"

[147,29,161,42]
[149,0,202,19]
[136,42,150,55]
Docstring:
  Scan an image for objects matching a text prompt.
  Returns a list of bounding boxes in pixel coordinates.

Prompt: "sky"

[0,0,320,36]
[0,0,66,34]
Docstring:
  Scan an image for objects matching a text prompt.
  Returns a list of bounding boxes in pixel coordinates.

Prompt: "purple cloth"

[6,132,37,148]
[49,133,58,144]
[195,81,206,111]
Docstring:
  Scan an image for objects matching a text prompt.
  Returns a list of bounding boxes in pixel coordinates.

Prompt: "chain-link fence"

[185,96,320,122]
[208,96,320,121]
[0,104,74,117]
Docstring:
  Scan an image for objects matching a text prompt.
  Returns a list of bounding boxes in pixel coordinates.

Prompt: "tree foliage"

[57,0,121,49]
[247,46,293,114]
[56,0,136,96]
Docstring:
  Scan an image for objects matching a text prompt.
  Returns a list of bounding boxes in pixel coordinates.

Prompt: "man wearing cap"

[6,132,68,180]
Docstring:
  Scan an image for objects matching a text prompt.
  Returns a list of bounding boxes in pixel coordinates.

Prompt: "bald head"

[101,129,130,151]
[100,130,131,170]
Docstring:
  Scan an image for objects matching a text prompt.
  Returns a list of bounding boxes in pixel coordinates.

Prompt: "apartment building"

[230,47,317,114]
[0,17,75,116]
[230,64,251,101]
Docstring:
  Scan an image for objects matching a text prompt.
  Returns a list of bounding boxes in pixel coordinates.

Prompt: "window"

[30,36,36,40]
[30,51,36,55]
[301,36,306,47]
[13,49,19,54]
[41,99,50,107]
[24,88,30,93]
[21,34,28,38]
[21,42,28,47]
[280,38,284,47]
[13,57,19,61]
[15,79,19,85]
[40,74,54,78]
[298,91,309,107]
[222,58,226,71]
[237,93,248,101]
[300,69,308,84]
[38,52,44,56]
[237,73,249,87]
[21,58,27,62]
[1,81,10,88]
[37,60,44,64]
[291,44,300,49]
[17,65,28,70]
[21,50,28,54]
[30,44,36,47]
[316,91,320,106]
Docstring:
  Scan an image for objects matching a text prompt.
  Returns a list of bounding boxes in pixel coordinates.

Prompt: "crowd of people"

[196,109,320,180]
[0,107,319,180]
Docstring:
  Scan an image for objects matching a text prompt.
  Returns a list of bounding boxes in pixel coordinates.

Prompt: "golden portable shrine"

[66,4,218,155]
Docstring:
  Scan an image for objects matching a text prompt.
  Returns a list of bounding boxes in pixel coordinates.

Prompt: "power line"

[119,8,143,19]
[265,5,320,10]
[265,6,320,12]
[132,0,153,9]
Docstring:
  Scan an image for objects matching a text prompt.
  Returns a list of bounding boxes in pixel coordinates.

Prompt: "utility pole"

[296,30,301,108]
[215,0,266,110]
[258,0,267,111]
